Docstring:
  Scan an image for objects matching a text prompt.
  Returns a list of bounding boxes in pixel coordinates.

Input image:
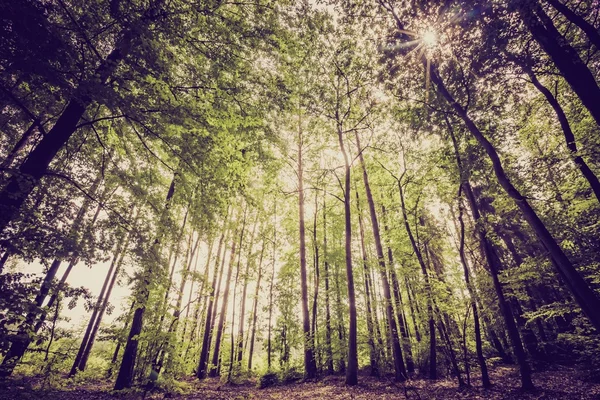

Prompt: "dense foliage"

[1,0,600,395]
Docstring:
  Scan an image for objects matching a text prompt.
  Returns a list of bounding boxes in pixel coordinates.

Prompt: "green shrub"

[258,372,279,389]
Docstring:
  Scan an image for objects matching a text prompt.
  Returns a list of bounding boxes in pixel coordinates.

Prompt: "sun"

[421,29,437,48]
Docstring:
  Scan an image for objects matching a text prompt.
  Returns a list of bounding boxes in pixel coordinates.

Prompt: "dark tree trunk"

[0,251,9,274]
[311,192,320,367]
[0,259,61,376]
[267,205,277,371]
[382,206,415,374]
[396,178,436,379]
[114,173,177,390]
[446,119,492,387]
[0,33,133,235]
[0,175,103,377]
[236,215,258,366]
[457,200,491,387]
[79,228,131,372]
[70,233,128,376]
[334,260,346,374]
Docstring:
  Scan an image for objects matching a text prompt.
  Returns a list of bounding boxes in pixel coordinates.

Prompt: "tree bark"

[209,207,245,378]
[323,199,335,375]
[236,215,258,366]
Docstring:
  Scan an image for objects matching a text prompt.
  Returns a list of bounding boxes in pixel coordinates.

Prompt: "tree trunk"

[457,198,491,387]
[355,189,380,376]
[114,173,177,390]
[323,199,334,375]
[337,125,358,386]
[69,232,128,376]
[382,205,415,374]
[545,0,600,50]
[247,241,265,371]
[197,216,230,379]
[334,260,346,374]
[311,192,320,367]
[236,215,259,366]
[396,178,436,379]
[298,125,318,379]
[355,132,406,381]
[0,174,103,377]
[209,207,246,378]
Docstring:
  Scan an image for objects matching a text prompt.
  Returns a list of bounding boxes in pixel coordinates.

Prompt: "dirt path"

[1,365,598,399]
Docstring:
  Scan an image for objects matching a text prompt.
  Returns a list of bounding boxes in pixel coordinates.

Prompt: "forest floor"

[1,365,599,400]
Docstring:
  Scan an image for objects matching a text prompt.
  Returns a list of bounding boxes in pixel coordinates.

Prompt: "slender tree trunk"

[298,125,317,379]
[396,178,436,379]
[197,214,230,379]
[107,302,135,378]
[70,233,128,376]
[355,189,379,376]
[227,234,244,382]
[404,276,421,343]
[0,251,10,274]
[236,215,259,366]
[381,205,415,374]
[337,125,358,386]
[209,207,246,378]
[247,241,265,371]
[0,173,103,376]
[267,204,276,371]
[323,199,334,375]
[457,198,491,387]
[354,132,405,380]
[311,192,320,367]
[334,260,346,374]
[79,226,133,372]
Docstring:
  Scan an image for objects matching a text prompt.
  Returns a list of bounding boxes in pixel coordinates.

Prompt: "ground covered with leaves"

[0,365,598,400]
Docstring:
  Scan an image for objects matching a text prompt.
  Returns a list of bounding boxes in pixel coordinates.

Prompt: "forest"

[1,0,600,399]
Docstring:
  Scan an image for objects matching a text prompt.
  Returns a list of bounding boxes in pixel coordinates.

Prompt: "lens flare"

[422,29,437,48]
